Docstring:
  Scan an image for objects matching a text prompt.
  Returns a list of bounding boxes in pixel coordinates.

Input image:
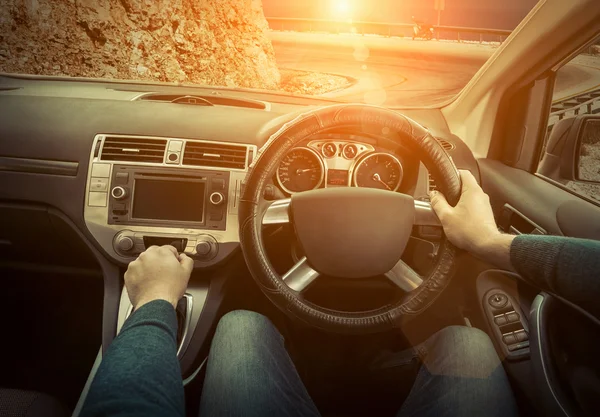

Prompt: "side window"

[537,37,600,204]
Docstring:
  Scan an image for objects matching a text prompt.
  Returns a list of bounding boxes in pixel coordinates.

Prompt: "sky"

[261,0,539,30]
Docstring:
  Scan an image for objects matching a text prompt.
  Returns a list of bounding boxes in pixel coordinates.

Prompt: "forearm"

[80,300,185,417]
[472,233,600,319]
[470,233,516,272]
[510,235,600,318]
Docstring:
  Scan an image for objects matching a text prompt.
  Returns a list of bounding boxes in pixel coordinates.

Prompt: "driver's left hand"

[124,245,193,309]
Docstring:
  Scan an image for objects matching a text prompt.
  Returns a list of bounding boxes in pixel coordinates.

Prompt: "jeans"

[199,310,518,417]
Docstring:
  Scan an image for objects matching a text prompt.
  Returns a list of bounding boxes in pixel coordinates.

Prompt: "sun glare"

[332,0,351,17]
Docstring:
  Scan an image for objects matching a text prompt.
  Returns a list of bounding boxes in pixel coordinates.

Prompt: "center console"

[84,134,256,266]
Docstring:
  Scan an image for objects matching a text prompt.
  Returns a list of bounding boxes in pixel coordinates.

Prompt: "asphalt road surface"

[270,32,600,107]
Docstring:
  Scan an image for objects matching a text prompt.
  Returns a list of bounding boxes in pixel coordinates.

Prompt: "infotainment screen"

[132,179,205,222]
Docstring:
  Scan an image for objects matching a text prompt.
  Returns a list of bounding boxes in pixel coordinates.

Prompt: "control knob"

[195,241,212,256]
[111,186,129,200]
[195,234,218,261]
[209,192,224,206]
[115,235,134,253]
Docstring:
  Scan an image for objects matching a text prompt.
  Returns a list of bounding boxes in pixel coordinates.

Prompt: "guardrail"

[548,88,600,131]
[266,17,512,44]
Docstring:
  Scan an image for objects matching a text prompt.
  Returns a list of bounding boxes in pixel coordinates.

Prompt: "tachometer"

[353,153,403,191]
[277,147,325,194]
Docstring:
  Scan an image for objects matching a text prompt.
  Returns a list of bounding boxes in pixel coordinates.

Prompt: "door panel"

[478,158,600,239]
[478,157,600,417]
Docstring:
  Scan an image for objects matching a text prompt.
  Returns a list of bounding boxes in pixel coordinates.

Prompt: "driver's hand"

[430,170,501,254]
[124,245,193,309]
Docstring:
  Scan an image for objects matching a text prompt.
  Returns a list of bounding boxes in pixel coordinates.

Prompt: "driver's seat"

[0,388,68,417]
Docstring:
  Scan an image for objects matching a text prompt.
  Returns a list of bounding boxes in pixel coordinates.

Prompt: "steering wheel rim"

[239,104,461,333]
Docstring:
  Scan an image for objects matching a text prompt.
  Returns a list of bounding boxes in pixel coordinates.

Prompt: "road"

[270,32,600,107]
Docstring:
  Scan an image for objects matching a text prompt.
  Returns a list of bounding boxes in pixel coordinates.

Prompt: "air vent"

[101,137,167,163]
[182,142,248,169]
[436,138,454,151]
[138,93,267,110]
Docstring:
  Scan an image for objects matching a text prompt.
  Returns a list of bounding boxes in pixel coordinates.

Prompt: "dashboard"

[0,76,479,269]
[276,138,407,194]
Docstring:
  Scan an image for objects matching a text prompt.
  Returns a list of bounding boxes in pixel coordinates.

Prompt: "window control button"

[494,315,508,326]
[506,312,520,323]
[502,334,517,345]
[514,330,529,342]
[508,341,530,352]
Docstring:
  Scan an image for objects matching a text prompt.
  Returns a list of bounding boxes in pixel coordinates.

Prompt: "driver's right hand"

[430,170,502,254]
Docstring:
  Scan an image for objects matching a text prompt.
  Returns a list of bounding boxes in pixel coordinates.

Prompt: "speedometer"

[353,152,403,191]
[277,147,325,194]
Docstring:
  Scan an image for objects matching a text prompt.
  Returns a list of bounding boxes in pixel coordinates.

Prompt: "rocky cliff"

[0,0,280,89]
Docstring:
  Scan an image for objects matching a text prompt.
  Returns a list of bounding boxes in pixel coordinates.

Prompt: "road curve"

[270,32,600,107]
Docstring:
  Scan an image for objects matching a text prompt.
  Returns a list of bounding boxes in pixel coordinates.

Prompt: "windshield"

[0,0,538,107]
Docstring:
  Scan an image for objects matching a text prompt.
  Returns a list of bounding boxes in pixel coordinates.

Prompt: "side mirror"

[538,115,600,185]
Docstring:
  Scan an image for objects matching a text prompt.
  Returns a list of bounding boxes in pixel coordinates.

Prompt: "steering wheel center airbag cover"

[291,187,414,278]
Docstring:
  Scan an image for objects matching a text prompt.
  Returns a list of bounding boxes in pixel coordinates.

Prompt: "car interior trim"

[84,134,256,266]
[0,156,79,177]
[182,356,208,387]
[531,294,571,417]
[71,349,102,417]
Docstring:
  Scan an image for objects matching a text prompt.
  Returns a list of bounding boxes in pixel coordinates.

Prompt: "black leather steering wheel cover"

[239,104,461,333]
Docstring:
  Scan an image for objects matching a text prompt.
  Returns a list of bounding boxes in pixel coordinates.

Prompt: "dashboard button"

[88,192,108,207]
[212,178,226,190]
[91,163,110,178]
[209,210,223,221]
[115,172,129,184]
[90,178,108,192]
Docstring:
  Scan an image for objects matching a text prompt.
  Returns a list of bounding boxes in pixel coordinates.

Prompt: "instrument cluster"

[276,138,405,194]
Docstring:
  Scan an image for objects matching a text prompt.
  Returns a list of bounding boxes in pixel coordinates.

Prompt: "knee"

[424,326,501,378]
[211,310,281,354]
[215,310,276,340]
[208,310,284,378]
[435,325,493,352]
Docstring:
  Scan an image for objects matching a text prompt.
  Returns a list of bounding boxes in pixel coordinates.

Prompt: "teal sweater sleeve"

[510,234,600,319]
[80,299,185,417]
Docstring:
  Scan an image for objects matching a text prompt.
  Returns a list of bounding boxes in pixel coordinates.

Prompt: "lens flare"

[332,0,351,17]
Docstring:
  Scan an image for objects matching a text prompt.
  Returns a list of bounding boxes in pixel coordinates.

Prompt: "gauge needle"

[296,168,316,174]
[372,173,392,190]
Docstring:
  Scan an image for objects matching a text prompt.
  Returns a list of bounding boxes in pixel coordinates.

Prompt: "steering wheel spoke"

[384,259,423,292]
[240,104,461,332]
[262,198,291,225]
[282,257,319,292]
[414,200,441,227]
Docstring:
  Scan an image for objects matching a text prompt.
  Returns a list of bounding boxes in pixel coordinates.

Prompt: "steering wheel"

[239,104,461,333]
